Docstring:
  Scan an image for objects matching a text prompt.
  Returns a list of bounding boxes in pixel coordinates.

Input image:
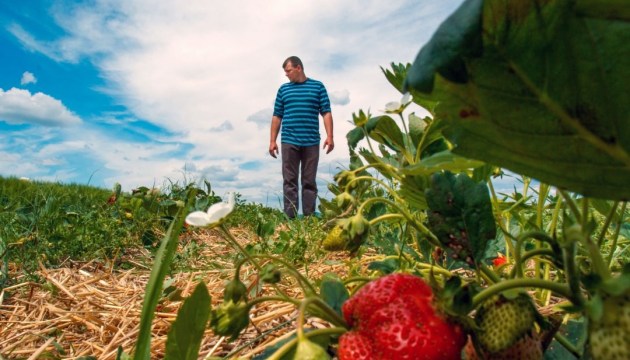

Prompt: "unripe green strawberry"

[322,225,346,251]
[475,293,537,354]
[588,291,630,359]
[465,330,543,360]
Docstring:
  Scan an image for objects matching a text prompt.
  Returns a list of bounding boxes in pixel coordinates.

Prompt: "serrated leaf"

[425,171,496,266]
[403,150,485,176]
[369,116,405,152]
[165,282,211,360]
[319,273,349,316]
[405,0,630,200]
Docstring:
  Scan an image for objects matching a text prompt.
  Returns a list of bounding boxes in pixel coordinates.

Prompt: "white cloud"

[5,0,465,206]
[329,89,350,106]
[0,88,82,126]
[210,120,234,132]
[20,71,37,85]
[246,108,272,129]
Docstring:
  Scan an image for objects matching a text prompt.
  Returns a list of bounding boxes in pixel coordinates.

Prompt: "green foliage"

[165,282,211,360]
[405,0,630,200]
[425,171,497,266]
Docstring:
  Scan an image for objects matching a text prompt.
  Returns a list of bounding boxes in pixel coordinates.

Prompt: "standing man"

[269,56,334,219]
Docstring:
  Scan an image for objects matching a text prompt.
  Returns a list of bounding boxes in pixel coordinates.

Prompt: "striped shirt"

[273,78,331,147]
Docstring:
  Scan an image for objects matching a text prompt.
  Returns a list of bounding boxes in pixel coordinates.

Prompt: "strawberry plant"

[118,1,629,359]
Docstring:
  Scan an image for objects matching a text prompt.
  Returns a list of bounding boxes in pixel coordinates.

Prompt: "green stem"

[559,190,582,223]
[414,117,434,163]
[546,194,563,234]
[349,176,400,203]
[359,196,440,246]
[598,201,620,247]
[248,254,318,296]
[266,327,347,360]
[513,231,554,278]
[479,263,501,284]
[220,224,263,273]
[471,279,573,309]
[248,295,301,308]
[607,201,628,268]
[369,213,405,225]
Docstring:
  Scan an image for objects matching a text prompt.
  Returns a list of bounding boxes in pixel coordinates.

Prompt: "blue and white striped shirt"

[273,78,331,147]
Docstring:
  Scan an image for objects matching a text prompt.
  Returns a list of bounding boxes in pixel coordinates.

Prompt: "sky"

[0,0,480,207]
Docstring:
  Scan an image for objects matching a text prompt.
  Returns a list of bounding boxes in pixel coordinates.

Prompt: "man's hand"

[323,137,334,154]
[269,142,279,158]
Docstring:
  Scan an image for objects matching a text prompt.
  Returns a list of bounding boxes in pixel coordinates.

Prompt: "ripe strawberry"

[492,254,507,267]
[464,330,543,360]
[588,291,630,359]
[337,331,373,360]
[474,293,537,354]
[338,273,467,360]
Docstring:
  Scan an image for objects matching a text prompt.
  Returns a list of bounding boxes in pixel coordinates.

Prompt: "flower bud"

[210,300,251,340]
[294,338,331,360]
[223,277,248,303]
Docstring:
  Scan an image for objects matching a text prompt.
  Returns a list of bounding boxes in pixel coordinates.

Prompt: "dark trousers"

[281,143,319,218]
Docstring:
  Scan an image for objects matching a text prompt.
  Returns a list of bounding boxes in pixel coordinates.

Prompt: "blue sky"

[0,0,515,207]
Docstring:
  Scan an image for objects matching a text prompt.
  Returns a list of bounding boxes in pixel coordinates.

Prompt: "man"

[269,56,334,218]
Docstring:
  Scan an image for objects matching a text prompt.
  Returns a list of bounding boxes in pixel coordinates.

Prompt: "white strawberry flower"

[384,93,413,113]
[185,192,235,227]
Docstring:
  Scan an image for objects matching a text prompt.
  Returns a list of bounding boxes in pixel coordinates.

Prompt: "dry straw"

[0,229,353,359]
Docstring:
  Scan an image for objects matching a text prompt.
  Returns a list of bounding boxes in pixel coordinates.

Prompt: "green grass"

[0,176,329,285]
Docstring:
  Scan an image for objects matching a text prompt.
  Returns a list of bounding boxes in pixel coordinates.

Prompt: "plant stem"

[598,201,620,247]
[607,201,628,268]
[249,254,318,296]
[219,224,263,273]
[559,190,582,223]
[513,231,554,278]
[266,327,347,360]
[471,279,572,309]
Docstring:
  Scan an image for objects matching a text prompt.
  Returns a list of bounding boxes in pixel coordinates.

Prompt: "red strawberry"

[338,331,373,360]
[342,273,433,328]
[338,273,467,360]
[492,254,507,267]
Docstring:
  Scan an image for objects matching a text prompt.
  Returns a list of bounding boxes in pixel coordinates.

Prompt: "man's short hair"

[283,56,303,69]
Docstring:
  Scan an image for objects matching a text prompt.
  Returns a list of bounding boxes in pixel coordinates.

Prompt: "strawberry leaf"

[426,171,496,266]
[405,0,630,200]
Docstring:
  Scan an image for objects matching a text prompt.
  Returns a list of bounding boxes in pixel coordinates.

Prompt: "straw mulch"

[0,227,365,359]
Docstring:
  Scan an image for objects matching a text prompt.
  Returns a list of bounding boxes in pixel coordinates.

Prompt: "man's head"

[283,56,306,83]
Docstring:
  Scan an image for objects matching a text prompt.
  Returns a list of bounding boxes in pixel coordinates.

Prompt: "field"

[2,2,629,359]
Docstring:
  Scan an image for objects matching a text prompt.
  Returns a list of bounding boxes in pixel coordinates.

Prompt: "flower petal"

[401,92,412,105]
[185,211,212,226]
[384,101,401,112]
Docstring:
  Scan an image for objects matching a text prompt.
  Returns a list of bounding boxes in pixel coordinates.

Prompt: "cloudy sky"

[0,0,470,207]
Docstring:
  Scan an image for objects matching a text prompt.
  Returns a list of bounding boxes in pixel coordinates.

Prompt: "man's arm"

[269,115,282,158]
[322,112,334,154]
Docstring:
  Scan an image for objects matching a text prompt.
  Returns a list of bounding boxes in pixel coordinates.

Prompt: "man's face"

[284,63,301,82]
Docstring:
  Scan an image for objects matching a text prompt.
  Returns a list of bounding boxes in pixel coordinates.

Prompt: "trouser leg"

[281,143,299,218]
[301,145,320,216]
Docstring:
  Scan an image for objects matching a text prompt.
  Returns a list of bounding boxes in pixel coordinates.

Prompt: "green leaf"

[368,116,406,152]
[319,273,349,316]
[404,0,483,92]
[403,150,485,176]
[398,174,429,210]
[425,171,496,266]
[381,63,438,112]
[165,282,211,360]
[367,258,401,275]
[405,0,630,200]
[134,191,196,360]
